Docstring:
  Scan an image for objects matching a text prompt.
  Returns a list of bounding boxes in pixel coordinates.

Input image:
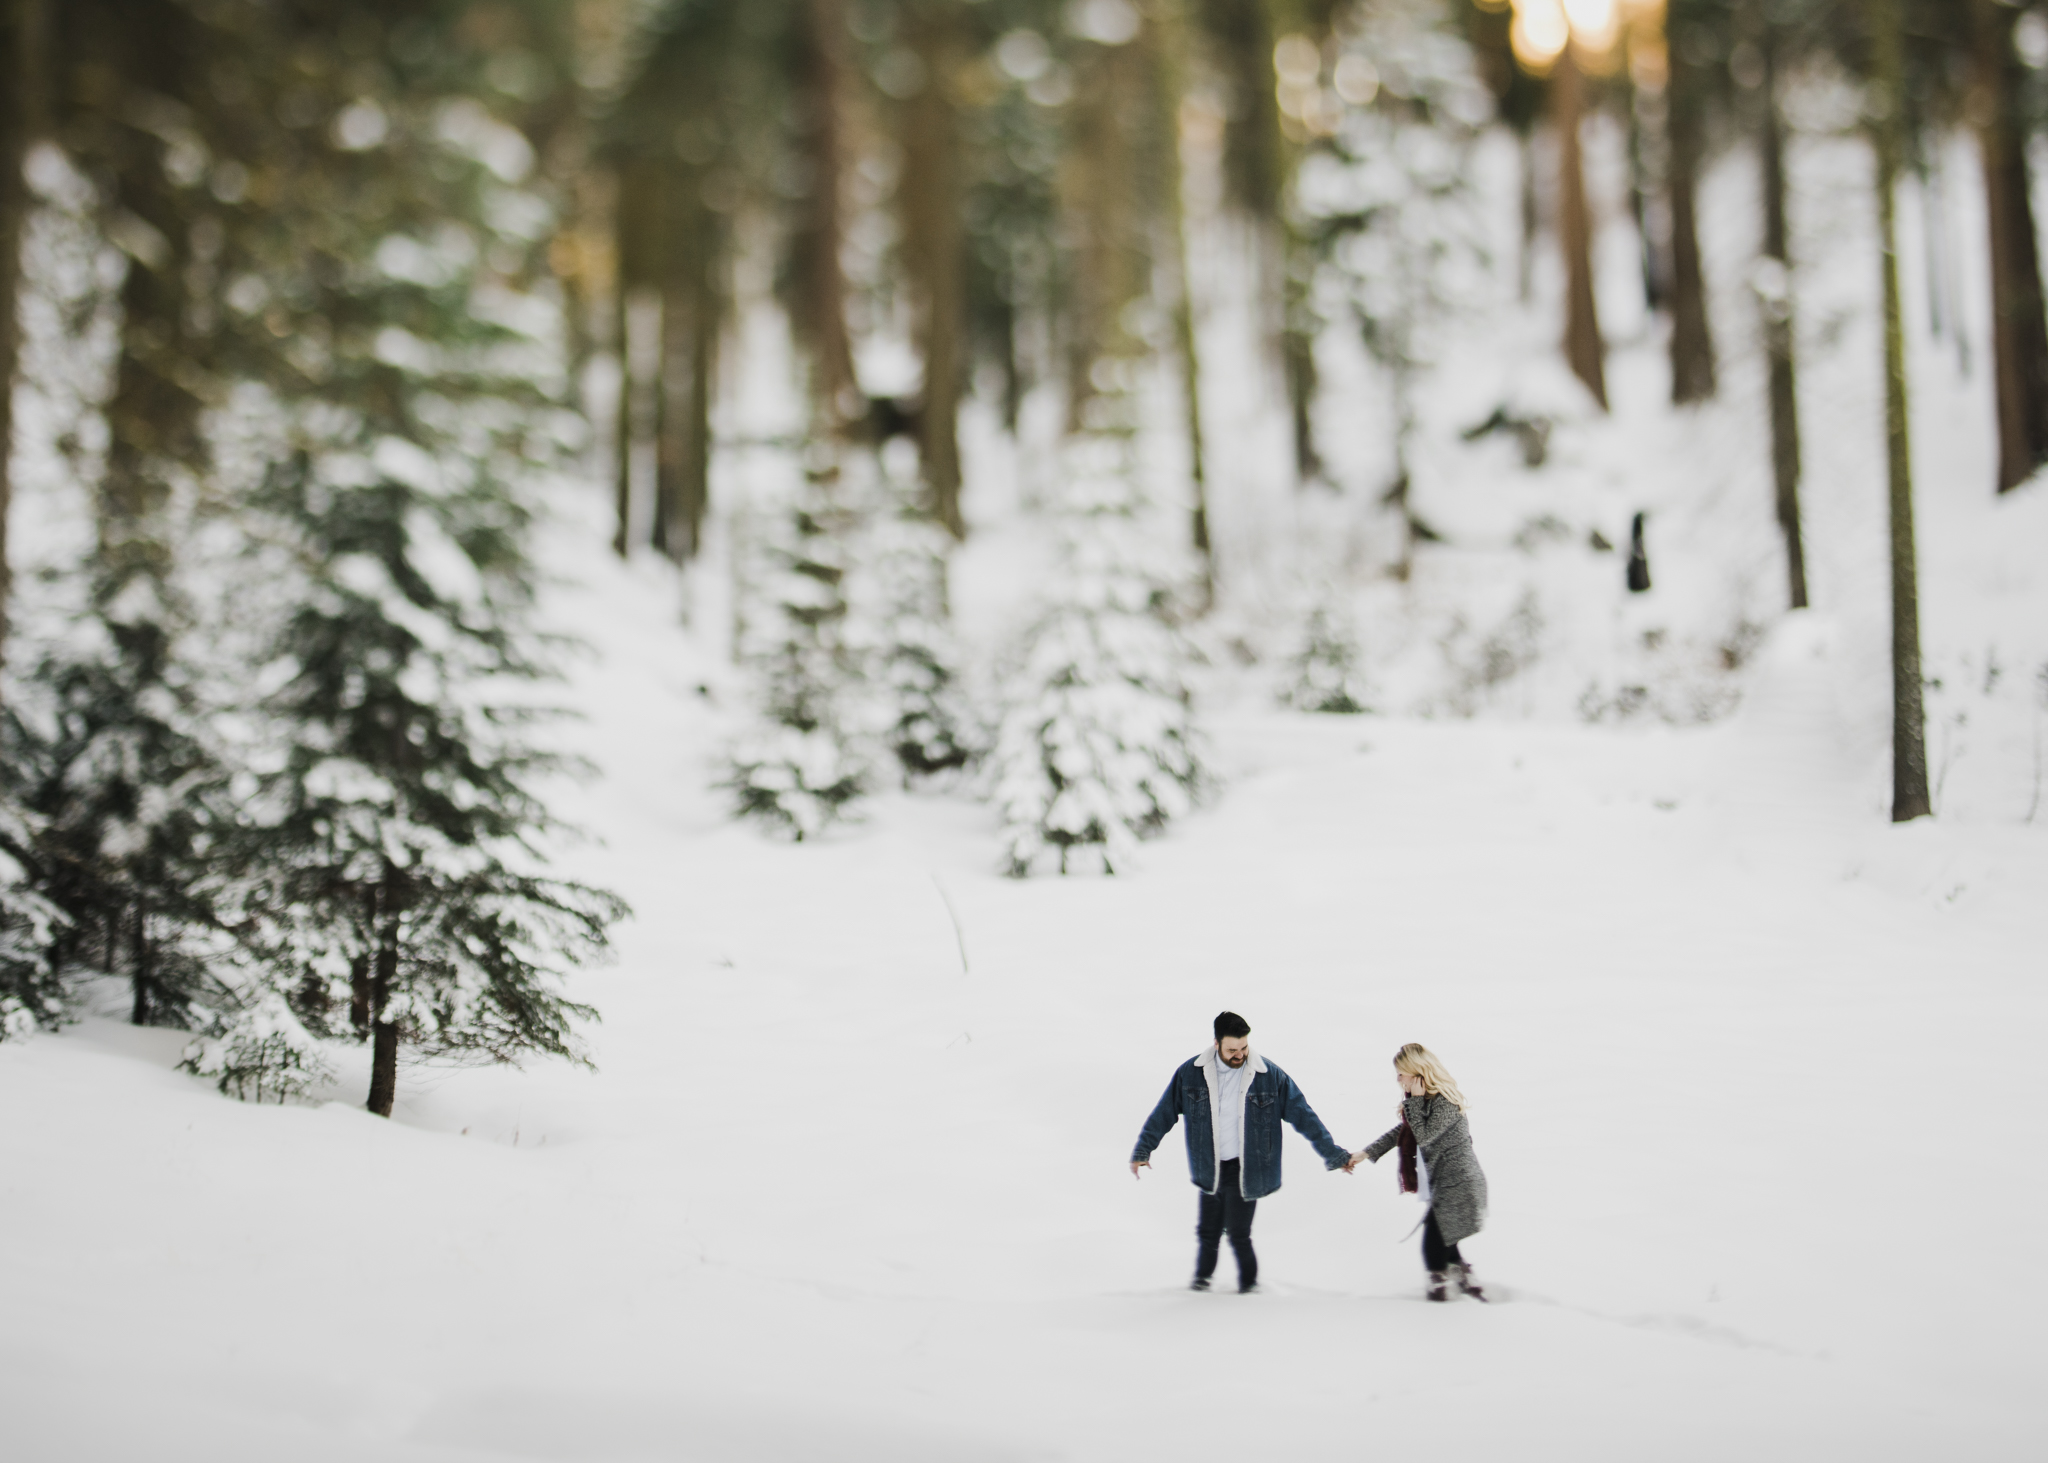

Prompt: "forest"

[1,0,2044,1112]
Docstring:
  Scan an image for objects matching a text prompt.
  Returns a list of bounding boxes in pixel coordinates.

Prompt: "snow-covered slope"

[8,88,2048,1463]
[5,468,2042,1460]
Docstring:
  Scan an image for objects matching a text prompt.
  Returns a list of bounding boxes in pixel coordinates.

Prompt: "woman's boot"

[1426,1270,1448,1302]
[1451,1262,1487,1302]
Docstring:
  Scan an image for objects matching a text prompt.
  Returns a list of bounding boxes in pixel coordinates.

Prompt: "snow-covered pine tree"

[0,784,67,1040]
[852,459,977,784]
[9,620,240,1028]
[176,18,627,1113]
[1300,0,1489,576]
[1281,595,1370,714]
[0,142,241,1031]
[725,459,873,838]
[991,426,1203,876]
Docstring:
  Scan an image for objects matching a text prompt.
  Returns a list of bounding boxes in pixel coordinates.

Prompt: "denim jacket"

[1130,1045,1349,1200]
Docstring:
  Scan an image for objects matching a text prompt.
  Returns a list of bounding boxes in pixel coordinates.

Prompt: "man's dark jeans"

[1196,1158,1257,1289]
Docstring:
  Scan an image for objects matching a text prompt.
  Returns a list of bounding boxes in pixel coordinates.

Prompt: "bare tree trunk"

[900,3,966,538]
[1555,47,1608,409]
[1060,35,1146,430]
[1667,34,1716,404]
[1872,0,1929,822]
[651,284,676,558]
[1157,0,1211,597]
[366,905,400,1117]
[128,905,150,1025]
[654,270,714,562]
[682,276,713,560]
[794,0,859,430]
[1519,129,1538,304]
[1626,70,1667,313]
[1971,0,2048,493]
[0,0,44,688]
[1281,235,1320,483]
[611,277,631,557]
[1759,21,1808,609]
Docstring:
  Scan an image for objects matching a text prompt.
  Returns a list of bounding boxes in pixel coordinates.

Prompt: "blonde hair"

[1394,1043,1468,1111]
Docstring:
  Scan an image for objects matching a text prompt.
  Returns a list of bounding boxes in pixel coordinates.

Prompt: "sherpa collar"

[1195,1044,1267,1196]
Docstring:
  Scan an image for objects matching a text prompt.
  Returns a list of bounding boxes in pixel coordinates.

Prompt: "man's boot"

[1426,1270,1448,1302]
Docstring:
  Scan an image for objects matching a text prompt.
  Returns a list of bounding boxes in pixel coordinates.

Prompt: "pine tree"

[171,5,628,1113]
[0,768,67,1041]
[864,508,974,782]
[992,425,1202,876]
[1280,597,1369,715]
[725,463,873,839]
[1303,0,1489,577]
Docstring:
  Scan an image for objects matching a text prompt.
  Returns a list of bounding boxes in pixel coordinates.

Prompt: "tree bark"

[0,0,40,684]
[1666,32,1716,404]
[611,276,631,558]
[365,907,400,1117]
[900,4,966,538]
[128,904,151,1026]
[1281,236,1320,482]
[1519,129,1538,304]
[1159,0,1212,598]
[1971,0,2048,493]
[653,260,715,562]
[1555,47,1608,410]
[793,0,858,431]
[1759,21,1808,610]
[1872,0,1929,822]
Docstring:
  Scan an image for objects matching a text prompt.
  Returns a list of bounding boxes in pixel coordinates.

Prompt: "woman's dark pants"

[1422,1211,1464,1272]
[1196,1158,1257,1289]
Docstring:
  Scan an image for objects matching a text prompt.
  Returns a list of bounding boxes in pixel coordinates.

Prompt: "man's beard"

[1222,1052,1246,1067]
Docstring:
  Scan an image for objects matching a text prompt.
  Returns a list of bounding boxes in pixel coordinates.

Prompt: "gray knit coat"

[1362,1093,1488,1247]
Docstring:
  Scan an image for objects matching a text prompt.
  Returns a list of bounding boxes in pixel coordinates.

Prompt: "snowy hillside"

[6,450,2045,1461]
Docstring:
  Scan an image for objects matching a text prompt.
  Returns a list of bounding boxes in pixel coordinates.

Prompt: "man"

[1129,1011,1352,1293]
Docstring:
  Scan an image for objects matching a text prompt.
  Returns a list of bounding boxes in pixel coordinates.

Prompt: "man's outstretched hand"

[1130,1159,1150,1178]
[1341,1152,1364,1174]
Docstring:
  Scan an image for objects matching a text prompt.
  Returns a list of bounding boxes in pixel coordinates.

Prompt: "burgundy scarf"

[1396,1118,1419,1195]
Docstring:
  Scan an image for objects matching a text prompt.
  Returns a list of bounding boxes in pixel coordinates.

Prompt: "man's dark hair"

[1214,1011,1250,1041]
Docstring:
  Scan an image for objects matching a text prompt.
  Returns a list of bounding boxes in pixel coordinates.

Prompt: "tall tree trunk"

[685,277,713,560]
[1666,30,1716,404]
[1872,0,1929,822]
[0,0,39,684]
[1061,34,1146,429]
[1971,0,2048,493]
[1556,46,1608,410]
[651,284,676,558]
[1281,232,1320,482]
[128,904,151,1025]
[1759,20,1808,610]
[366,905,400,1117]
[794,0,858,432]
[1626,69,1667,313]
[1519,128,1538,304]
[0,0,43,631]
[900,3,966,538]
[611,277,631,557]
[1157,0,1212,597]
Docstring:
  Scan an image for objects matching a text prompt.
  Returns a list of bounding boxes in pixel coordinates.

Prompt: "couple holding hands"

[1130,1011,1488,1303]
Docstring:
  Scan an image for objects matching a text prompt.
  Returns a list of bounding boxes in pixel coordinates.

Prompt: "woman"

[1353,1043,1488,1302]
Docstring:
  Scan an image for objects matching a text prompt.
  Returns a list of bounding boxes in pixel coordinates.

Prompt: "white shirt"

[1214,1052,1248,1163]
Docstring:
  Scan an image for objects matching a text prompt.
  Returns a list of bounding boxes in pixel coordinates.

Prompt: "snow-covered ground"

[7,107,2047,1461]
[6,473,2044,1459]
